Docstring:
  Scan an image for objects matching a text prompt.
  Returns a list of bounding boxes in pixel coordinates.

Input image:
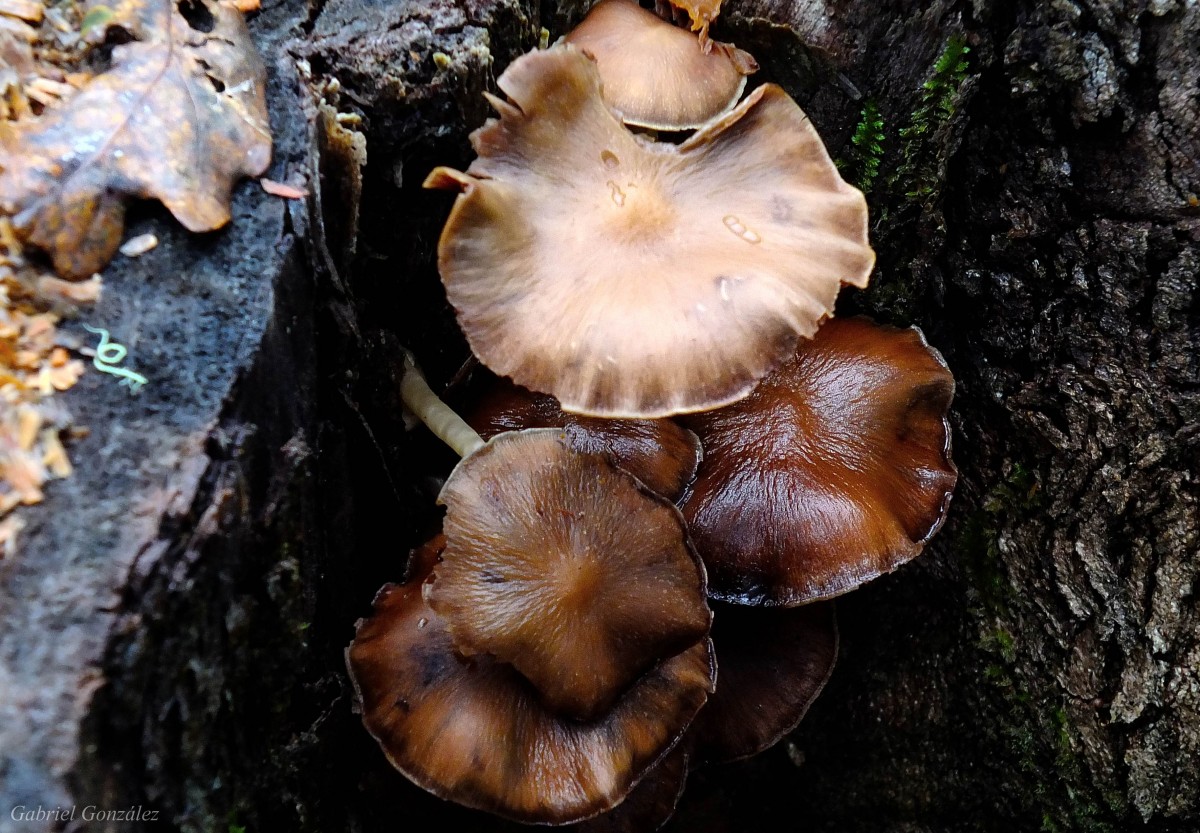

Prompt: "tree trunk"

[1,1,1196,832]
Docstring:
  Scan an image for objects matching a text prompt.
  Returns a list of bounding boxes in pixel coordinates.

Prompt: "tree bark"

[1,1,1196,832]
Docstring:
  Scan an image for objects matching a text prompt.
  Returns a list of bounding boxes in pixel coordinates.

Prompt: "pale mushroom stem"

[400,352,485,459]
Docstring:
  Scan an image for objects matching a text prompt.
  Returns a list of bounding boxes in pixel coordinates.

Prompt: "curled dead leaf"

[35,273,103,304]
[260,177,308,199]
[0,0,272,278]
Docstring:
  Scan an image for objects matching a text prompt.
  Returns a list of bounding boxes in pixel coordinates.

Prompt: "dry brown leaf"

[0,16,35,43]
[0,0,271,278]
[0,0,43,24]
[35,273,103,304]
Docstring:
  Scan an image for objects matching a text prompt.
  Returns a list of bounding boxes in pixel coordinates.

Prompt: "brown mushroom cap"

[564,0,748,131]
[427,429,712,721]
[680,317,957,606]
[690,601,837,763]
[424,45,874,418]
[347,532,716,825]
[577,743,690,833]
[454,369,701,501]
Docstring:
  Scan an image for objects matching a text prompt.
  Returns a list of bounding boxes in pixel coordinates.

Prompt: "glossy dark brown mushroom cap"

[457,371,701,501]
[680,317,958,606]
[690,601,837,763]
[347,533,716,825]
[428,429,712,721]
[564,0,748,131]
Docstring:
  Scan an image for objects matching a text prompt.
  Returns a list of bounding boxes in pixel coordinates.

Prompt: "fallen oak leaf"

[0,0,271,278]
[0,0,44,24]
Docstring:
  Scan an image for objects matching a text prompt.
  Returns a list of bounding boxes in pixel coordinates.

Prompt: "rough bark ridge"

[775,1,1200,831]
[0,0,1196,832]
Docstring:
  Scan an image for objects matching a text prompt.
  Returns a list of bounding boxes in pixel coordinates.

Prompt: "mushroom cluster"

[348,1,957,828]
[351,359,715,823]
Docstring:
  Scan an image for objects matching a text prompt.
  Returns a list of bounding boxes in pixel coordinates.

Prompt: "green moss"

[889,34,971,203]
[978,666,1120,831]
[1051,707,1072,761]
[839,99,886,194]
[987,462,1041,513]
[959,461,1121,831]
[956,461,1044,615]
[993,628,1017,663]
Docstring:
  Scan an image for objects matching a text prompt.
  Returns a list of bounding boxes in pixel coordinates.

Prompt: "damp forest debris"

[0,218,93,556]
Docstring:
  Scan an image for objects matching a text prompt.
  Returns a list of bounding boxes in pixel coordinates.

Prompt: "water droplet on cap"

[723,215,762,244]
[608,180,627,207]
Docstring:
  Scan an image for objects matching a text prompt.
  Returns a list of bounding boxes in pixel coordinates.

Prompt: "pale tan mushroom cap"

[428,429,712,721]
[564,0,747,130]
[425,46,874,418]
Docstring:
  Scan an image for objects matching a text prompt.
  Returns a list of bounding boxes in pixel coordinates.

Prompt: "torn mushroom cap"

[426,428,712,721]
[666,0,724,41]
[454,368,701,501]
[424,45,874,419]
[564,0,750,131]
[690,601,837,763]
[680,317,957,606]
[347,532,716,824]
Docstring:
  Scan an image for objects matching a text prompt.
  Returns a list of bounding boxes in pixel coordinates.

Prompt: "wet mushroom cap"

[564,0,748,131]
[577,743,690,833]
[680,317,958,605]
[455,370,702,501]
[346,532,716,825]
[690,601,837,763]
[427,429,712,721]
[425,45,874,418]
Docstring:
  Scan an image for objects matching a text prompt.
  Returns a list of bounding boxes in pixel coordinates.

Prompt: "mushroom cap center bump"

[428,429,712,721]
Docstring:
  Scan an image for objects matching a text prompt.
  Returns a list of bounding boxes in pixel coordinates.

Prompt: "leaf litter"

[0,0,271,278]
[0,0,271,556]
